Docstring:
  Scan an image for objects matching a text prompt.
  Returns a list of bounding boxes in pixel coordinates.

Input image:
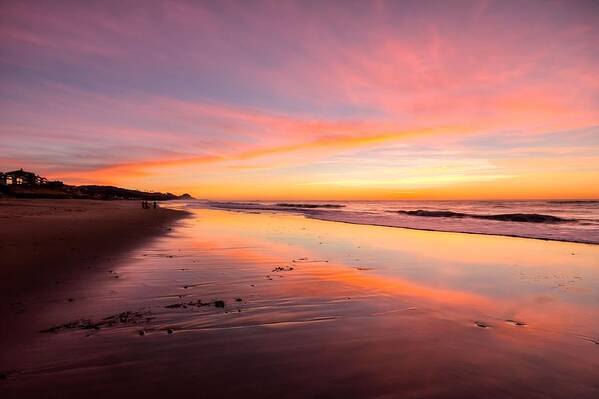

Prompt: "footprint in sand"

[474,321,489,328]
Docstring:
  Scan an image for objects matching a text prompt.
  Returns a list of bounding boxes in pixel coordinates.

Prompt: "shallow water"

[2,208,599,398]
[208,199,599,244]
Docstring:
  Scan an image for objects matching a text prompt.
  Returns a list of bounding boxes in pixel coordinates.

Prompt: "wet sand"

[0,199,188,299]
[1,205,598,398]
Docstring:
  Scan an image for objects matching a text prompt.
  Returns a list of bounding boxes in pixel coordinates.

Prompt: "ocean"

[196,199,599,244]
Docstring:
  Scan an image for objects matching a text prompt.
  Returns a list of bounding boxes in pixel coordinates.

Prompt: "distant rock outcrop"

[397,210,570,223]
[76,185,193,200]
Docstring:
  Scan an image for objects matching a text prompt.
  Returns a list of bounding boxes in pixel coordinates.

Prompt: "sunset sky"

[1,0,598,200]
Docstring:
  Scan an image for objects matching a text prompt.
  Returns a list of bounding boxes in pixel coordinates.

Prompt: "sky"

[1,0,598,200]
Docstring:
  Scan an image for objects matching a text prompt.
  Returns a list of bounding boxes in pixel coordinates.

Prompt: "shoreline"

[0,199,190,300]
[204,204,599,245]
[304,213,599,246]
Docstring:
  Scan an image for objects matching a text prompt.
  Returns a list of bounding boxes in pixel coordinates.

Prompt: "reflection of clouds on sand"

[112,209,599,340]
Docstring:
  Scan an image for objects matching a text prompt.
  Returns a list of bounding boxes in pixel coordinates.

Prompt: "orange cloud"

[57,125,462,182]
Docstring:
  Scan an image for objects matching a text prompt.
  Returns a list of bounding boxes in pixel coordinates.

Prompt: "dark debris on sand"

[42,294,236,335]
[165,299,226,309]
[182,283,203,289]
[214,300,225,308]
[165,303,187,309]
[40,310,153,333]
[272,266,294,272]
[474,321,489,328]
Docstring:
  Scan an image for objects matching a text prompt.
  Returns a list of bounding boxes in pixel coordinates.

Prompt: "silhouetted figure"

[141,200,145,209]
[153,201,157,209]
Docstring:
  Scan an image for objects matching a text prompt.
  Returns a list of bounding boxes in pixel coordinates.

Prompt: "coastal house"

[2,169,48,185]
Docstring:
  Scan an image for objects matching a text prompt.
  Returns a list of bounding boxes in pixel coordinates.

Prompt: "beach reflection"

[165,210,599,331]
[4,208,599,398]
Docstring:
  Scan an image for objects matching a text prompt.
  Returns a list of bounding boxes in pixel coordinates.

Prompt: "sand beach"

[1,201,598,398]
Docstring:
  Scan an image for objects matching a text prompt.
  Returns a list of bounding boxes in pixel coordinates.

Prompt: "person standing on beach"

[153,201,157,209]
